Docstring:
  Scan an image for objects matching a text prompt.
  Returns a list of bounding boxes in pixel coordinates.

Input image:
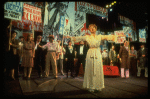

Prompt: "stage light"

[114,1,116,3]
[110,8,113,11]
[111,3,114,5]
[106,5,109,8]
[109,4,112,7]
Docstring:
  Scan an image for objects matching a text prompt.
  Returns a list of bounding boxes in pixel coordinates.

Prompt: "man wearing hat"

[39,35,59,78]
[34,35,45,77]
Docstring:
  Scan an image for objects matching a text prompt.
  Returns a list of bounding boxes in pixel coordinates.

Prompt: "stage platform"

[3,70,148,98]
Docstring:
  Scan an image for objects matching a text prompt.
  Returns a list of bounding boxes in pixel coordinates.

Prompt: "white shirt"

[102,51,108,58]
[80,45,84,55]
[35,41,40,50]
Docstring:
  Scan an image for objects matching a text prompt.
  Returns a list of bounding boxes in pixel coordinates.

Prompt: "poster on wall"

[42,2,75,42]
[114,30,126,44]
[23,3,41,23]
[139,29,146,43]
[4,2,23,20]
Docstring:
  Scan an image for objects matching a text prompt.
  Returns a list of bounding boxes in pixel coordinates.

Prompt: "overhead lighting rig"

[106,1,116,8]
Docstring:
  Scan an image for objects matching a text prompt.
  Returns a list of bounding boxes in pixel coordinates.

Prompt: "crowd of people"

[3,24,148,93]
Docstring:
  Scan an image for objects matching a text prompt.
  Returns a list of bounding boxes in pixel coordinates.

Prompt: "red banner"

[23,3,41,23]
[12,18,43,32]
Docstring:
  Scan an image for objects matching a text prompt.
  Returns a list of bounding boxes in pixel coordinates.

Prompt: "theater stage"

[3,70,148,98]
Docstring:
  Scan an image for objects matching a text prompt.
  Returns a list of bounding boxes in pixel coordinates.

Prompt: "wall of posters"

[119,14,137,42]
[42,2,75,42]
[4,2,23,20]
[42,2,108,43]
[139,29,146,43]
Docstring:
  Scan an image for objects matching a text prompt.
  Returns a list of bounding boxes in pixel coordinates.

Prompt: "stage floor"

[3,70,148,98]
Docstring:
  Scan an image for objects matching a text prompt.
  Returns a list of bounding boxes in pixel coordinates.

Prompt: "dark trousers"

[76,55,85,76]
[130,57,137,76]
[34,52,45,76]
[66,59,75,78]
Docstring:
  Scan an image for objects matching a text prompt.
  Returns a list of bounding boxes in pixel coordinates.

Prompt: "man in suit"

[65,40,75,78]
[137,44,148,77]
[75,41,88,77]
[34,35,46,77]
[119,40,130,78]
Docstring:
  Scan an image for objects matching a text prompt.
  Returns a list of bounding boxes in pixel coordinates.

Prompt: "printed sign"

[114,30,126,44]
[75,2,108,17]
[4,2,23,20]
[23,3,41,23]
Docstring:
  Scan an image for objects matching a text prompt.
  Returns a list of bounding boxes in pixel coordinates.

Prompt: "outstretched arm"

[64,35,87,43]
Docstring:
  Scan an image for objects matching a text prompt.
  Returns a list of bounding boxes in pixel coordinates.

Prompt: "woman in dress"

[21,34,35,79]
[66,24,124,92]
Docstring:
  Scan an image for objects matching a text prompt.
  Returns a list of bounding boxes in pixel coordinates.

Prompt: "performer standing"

[21,34,35,79]
[9,31,19,80]
[39,35,59,78]
[109,45,117,66]
[75,41,88,77]
[137,44,148,77]
[34,35,45,78]
[129,45,137,76]
[65,24,122,92]
[65,41,75,78]
[119,40,130,78]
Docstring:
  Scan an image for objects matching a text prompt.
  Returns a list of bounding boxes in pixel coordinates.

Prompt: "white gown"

[71,34,117,91]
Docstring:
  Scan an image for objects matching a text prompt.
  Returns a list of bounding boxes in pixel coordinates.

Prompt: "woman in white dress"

[66,24,124,92]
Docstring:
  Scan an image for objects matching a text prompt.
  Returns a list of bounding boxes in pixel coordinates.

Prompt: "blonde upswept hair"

[88,24,97,30]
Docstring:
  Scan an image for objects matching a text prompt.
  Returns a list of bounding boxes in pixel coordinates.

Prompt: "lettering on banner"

[77,2,108,17]
[23,3,41,23]
[4,2,23,20]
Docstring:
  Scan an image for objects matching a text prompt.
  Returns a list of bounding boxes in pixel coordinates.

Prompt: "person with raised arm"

[64,24,125,92]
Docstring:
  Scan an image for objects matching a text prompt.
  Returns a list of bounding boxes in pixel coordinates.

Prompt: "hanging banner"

[139,29,146,43]
[114,30,126,44]
[23,3,41,23]
[4,2,23,21]
[12,19,43,32]
[75,2,108,17]
[59,16,65,35]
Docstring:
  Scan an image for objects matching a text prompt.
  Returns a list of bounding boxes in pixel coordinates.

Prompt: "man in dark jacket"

[65,41,75,78]
[34,35,46,77]
[75,41,88,77]
[119,40,130,78]
[137,44,148,77]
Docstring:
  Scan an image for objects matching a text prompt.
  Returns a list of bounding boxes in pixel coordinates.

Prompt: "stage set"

[3,1,148,98]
